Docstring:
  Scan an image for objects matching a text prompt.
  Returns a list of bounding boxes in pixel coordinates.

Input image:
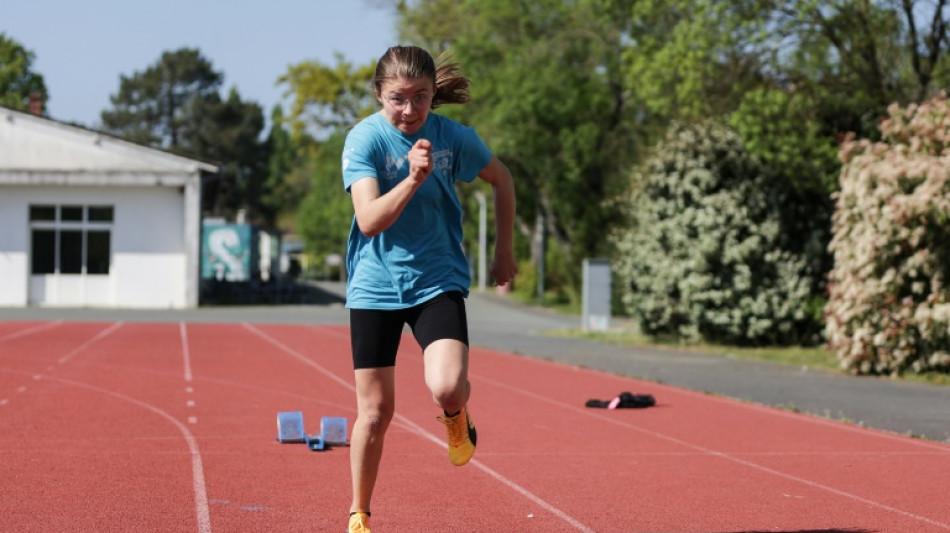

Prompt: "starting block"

[320,417,348,446]
[276,411,307,443]
[276,411,348,451]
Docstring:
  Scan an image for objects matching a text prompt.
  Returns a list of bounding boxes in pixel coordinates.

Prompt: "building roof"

[0,106,218,184]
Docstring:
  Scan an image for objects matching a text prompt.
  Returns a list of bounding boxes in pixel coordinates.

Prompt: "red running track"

[1,320,949,532]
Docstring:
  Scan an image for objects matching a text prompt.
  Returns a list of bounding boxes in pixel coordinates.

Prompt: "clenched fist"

[408,139,433,184]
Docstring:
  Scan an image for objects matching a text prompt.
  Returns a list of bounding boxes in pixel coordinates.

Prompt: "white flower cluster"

[611,121,814,345]
[826,94,950,375]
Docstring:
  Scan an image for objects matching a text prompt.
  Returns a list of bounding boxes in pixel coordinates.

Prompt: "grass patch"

[545,327,949,386]
[692,344,840,372]
[902,371,950,387]
[497,291,950,387]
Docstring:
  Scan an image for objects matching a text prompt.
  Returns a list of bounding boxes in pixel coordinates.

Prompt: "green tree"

[262,106,314,230]
[101,48,271,222]
[622,0,767,128]
[278,53,377,139]
[101,48,222,148]
[621,0,950,323]
[393,0,467,52]
[728,88,838,305]
[184,87,271,222]
[276,54,379,262]
[396,0,635,300]
[772,0,950,109]
[295,131,353,266]
[620,0,950,168]
[319,0,950,314]
[0,32,48,112]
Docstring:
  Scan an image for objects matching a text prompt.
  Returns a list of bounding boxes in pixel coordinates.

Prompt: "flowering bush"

[611,121,815,345]
[826,94,950,375]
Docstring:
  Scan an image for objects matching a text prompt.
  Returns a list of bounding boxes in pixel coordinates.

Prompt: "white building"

[0,106,216,308]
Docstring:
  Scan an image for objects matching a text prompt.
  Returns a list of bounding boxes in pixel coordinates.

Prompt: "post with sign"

[582,259,611,331]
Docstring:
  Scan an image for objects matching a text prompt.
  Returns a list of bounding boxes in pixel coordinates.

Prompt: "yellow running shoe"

[347,512,371,533]
[437,406,477,466]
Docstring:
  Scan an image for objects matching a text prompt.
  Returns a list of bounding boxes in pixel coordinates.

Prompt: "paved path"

[3,280,949,444]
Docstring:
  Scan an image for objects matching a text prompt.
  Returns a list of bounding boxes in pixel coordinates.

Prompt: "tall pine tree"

[101,48,271,222]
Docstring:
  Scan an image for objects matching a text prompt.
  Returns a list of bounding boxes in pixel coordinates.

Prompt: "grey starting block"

[320,417,348,446]
[276,411,307,443]
[276,411,348,451]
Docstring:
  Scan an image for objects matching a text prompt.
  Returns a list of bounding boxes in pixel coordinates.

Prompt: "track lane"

[180,322,358,532]
[461,346,950,532]
[2,321,948,532]
[249,322,950,532]
[0,322,208,532]
[242,322,598,532]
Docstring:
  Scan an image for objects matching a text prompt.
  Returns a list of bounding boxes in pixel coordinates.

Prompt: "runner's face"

[378,76,434,135]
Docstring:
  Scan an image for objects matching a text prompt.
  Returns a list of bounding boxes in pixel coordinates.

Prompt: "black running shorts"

[349,291,469,369]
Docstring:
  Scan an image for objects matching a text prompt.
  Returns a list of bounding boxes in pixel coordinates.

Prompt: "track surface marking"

[1,320,948,532]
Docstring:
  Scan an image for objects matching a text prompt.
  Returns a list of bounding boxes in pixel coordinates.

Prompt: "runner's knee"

[429,380,467,411]
[358,401,394,428]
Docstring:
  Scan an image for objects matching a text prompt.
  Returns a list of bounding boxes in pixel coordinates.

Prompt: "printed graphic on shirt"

[383,152,407,181]
[433,149,453,178]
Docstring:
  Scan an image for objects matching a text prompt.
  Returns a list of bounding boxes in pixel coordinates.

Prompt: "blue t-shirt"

[341,112,492,309]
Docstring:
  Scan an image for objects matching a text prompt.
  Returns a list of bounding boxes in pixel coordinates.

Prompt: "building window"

[30,229,56,274]
[29,204,113,275]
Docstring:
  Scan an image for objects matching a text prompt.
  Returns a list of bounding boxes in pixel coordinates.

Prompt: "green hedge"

[611,121,815,345]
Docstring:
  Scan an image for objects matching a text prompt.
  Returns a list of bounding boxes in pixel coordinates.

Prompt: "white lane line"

[395,414,598,533]
[28,372,212,533]
[57,322,124,365]
[0,321,64,343]
[477,374,950,531]
[180,323,193,383]
[241,323,596,533]
[241,324,355,391]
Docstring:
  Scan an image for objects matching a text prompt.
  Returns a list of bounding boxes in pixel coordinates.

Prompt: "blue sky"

[3,0,398,128]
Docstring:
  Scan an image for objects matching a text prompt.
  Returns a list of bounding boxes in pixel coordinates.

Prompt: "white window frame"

[29,204,114,276]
